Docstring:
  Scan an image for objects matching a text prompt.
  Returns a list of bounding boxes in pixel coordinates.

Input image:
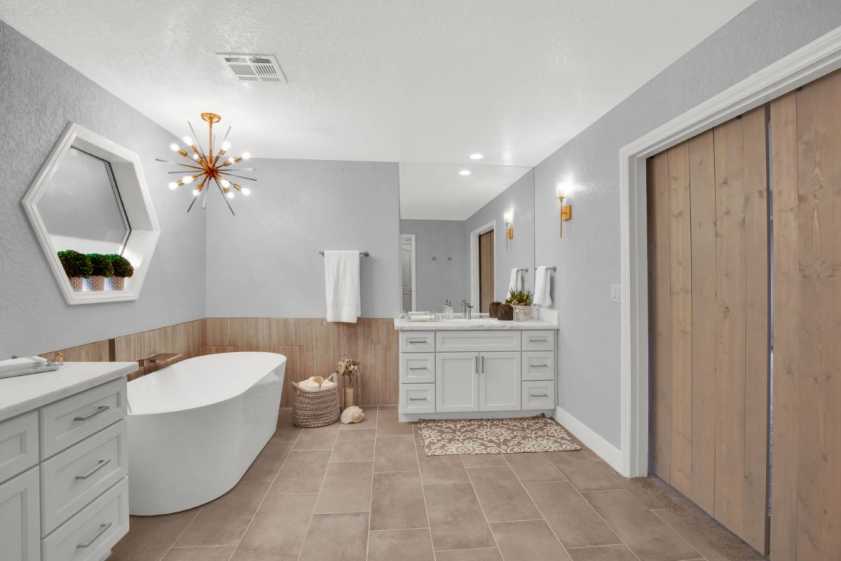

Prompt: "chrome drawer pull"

[75,458,111,480]
[77,522,112,549]
[408,367,428,371]
[530,392,549,398]
[73,405,110,422]
[529,338,548,343]
[531,363,549,368]
[409,397,428,402]
[407,338,427,344]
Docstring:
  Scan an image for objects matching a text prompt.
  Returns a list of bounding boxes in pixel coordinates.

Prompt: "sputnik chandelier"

[160,112,255,215]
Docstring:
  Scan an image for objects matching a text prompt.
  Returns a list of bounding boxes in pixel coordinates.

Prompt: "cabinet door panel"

[436,353,478,412]
[479,352,521,411]
[0,467,40,561]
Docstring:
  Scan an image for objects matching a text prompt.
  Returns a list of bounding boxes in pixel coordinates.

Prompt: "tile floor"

[109,408,766,561]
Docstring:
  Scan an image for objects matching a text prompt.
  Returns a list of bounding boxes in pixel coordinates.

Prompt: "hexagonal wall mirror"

[22,123,160,305]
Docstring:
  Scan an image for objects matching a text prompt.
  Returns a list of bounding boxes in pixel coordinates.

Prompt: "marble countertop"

[0,362,136,423]
[394,318,558,331]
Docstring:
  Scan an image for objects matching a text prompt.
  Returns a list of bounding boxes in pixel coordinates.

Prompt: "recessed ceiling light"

[469,153,484,160]
[459,169,472,176]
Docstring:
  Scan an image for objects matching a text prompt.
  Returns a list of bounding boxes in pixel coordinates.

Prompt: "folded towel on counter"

[533,266,552,307]
[324,250,361,323]
[0,356,55,379]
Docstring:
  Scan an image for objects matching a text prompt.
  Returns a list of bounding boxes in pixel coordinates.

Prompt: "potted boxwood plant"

[57,250,92,291]
[108,254,134,290]
[505,289,534,321]
[87,253,114,291]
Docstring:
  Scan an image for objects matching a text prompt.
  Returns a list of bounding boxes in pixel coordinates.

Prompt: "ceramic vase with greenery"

[506,289,534,321]
[87,253,114,291]
[57,250,92,291]
[108,254,134,290]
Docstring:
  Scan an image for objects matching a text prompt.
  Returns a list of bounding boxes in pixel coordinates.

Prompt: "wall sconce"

[503,208,515,240]
[556,185,573,238]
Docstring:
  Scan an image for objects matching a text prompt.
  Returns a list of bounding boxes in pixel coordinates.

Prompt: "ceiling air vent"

[217,53,288,84]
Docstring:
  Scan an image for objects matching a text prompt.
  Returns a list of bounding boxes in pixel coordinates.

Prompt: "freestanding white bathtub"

[127,352,286,515]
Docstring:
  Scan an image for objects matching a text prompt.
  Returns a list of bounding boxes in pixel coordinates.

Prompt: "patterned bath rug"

[417,416,581,456]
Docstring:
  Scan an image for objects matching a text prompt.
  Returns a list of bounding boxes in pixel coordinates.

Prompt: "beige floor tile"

[314,461,373,514]
[566,545,639,561]
[299,513,369,561]
[424,483,495,550]
[547,451,626,491]
[584,489,699,561]
[435,548,503,561]
[331,429,376,462]
[241,437,293,484]
[370,471,428,530]
[467,466,541,522]
[459,454,508,468]
[339,407,378,430]
[505,453,567,481]
[230,550,297,561]
[377,406,415,434]
[162,546,235,561]
[375,434,419,473]
[491,520,572,561]
[294,424,340,451]
[236,492,316,558]
[176,479,269,546]
[368,529,434,561]
[275,408,302,442]
[272,450,330,493]
[112,510,199,561]
[420,454,469,485]
[652,506,766,561]
[524,480,620,548]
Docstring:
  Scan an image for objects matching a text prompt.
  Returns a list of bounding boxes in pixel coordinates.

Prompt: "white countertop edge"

[0,362,136,423]
[393,318,558,331]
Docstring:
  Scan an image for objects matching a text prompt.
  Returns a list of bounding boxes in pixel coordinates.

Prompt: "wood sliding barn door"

[648,106,769,553]
[769,73,841,561]
[479,229,494,312]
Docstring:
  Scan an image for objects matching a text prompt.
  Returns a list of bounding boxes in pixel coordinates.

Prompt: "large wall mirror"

[22,123,160,305]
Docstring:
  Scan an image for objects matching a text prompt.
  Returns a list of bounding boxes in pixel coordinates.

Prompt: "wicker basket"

[292,374,340,428]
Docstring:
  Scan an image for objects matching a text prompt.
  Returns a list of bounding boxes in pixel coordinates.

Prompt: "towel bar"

[318,250,371,257]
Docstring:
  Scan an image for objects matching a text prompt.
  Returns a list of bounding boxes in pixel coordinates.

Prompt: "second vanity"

[395,314,558,421]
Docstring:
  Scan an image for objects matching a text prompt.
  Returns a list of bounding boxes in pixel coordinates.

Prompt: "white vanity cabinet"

[398,325,556,420]
[0,363,134,561]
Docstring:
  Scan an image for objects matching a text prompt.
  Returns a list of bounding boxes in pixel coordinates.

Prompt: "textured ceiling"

[0,0,754,219]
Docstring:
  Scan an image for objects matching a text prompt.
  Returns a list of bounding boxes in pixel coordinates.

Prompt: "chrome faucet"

[462,299,473,319]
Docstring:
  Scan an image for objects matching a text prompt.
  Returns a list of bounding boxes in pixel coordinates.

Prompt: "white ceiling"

[0,1,753,220]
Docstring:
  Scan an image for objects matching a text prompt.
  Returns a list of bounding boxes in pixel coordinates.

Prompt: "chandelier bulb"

[182,136,194,146]
[242,187,252,196]
[220,178,231,188]
[182,175,195,184]
[226,191,235,200]
[169,143,180,152]
[192,188,200,197]
[221,141,232,151]
[168,182,178,190]
[241,152,252,160]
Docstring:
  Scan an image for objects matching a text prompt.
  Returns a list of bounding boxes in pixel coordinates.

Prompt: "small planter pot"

[111,276,126,290]
[90,276,107,291]
[513,305,535,322]
[69,277,84,292]
[497,304,514,321]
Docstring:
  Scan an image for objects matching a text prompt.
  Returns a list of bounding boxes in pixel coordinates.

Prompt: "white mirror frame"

[22,123,161,305]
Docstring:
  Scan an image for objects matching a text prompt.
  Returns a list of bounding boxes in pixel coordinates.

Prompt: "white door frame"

[618,25,841,477]
[469,221,496,308]
[400,234,417,312]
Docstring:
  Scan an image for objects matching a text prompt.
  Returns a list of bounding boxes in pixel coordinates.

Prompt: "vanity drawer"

[42,476,128,561]
[41,421,127,535]
[522,380,555,410]
[400,332,435,353]
[400,384,436,414]
[400,354,435,384]
[0,411,39,485]
[436,331,521,352]
[522,351,555,381]
[522,331,555,351]
[41,379,126,459]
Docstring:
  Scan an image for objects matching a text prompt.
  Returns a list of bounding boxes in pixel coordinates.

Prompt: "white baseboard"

[554,406,627,477]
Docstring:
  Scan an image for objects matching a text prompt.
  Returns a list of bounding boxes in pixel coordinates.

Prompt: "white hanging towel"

[507,268,524,296]
[533,266,552,307]
[324,250,361,323]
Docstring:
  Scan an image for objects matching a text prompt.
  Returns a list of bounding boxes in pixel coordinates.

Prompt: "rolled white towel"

[0,356,47,375]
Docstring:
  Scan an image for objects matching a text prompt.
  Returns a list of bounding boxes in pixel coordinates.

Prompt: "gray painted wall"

[484,0,841,447]
[399,220,468,311]
[464,171,535,303]
[0,21,206,357]
[205,159,401,319]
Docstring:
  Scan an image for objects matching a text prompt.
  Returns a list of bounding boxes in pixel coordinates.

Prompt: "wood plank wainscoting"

[40,317,399,408]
